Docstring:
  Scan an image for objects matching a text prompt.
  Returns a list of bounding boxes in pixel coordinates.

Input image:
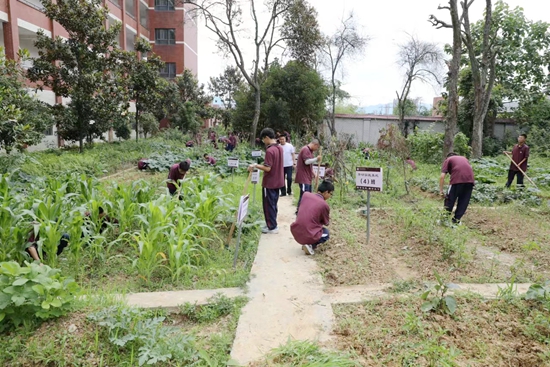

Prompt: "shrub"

[0,261,79,331]
[408,131,471,164]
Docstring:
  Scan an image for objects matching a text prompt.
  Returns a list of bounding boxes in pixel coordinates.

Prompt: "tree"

[429,0,463,159]
[320,13,369,136]
[209,66,244,127]
[171,69,210,133]
[184,0,320,142]
[232,61,328,135]
[392,98,418,117]
[139,112,160,139]
[281,0,323,66]
[395,35,443,137]
[209,66,243,110]
[119,38,164,142]
[28,0,128,152]
[0,49,53,154]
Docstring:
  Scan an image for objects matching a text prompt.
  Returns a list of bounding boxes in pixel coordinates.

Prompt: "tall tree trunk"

[135,96,140,142]
[250,85,261,144]
[329,80,337,136]
[443,0,461,159]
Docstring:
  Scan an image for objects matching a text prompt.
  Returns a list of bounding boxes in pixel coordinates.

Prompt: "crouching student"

[203,153,216,166]
[26,228,70,263]
[290,180,333,255]
[167,159,191,199]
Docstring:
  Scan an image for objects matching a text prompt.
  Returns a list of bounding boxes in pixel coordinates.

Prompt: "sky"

[195,0,550,109]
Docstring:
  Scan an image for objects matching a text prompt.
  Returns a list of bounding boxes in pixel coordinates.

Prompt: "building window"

[155,29,175,45]
[155,0,174,11]
[44,125,54,136]
[160,63,176,79]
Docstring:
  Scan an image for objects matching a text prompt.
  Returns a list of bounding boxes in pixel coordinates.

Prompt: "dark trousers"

[296,183,312,213]
[280,166,293,196]
[226,144,235,152]
[312,228,330,249]
[506,170,524,187]
[262,187,279,230]
[444,183,474,223]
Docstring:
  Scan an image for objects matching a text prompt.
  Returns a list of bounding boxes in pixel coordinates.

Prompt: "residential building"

[0,0,198,149]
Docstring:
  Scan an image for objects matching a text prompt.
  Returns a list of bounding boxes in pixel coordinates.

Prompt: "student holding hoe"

[290,180,334,255]
[504,133,530,188]
[248,128,284,234]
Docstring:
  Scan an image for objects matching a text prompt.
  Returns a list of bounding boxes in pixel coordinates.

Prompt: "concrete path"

[125,287,245,311]
[230,195,334,365]
[324,283,533,304]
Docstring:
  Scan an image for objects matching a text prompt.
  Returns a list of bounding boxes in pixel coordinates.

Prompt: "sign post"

[250,151,262,205]
[233,194,250,268]
[312,164,326,179]
[356,167,383,244]
[251,169,260,204]
[228,158,239,181]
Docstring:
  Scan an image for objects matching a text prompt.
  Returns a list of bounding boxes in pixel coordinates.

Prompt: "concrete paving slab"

[125,287,245,310]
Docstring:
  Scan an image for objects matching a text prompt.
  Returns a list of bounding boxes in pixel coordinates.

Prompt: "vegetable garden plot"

[0,169,262,292]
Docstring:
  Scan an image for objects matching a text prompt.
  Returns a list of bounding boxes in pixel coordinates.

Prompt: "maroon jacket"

[290,192,330,245]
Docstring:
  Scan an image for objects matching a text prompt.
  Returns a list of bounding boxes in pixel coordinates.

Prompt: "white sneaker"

[262,226,279,234]
[302,245,314,255]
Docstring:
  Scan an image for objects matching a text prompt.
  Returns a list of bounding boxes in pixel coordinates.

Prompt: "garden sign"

[356,167,384,244]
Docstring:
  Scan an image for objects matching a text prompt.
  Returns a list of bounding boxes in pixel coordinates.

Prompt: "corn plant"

[167,218,208,282]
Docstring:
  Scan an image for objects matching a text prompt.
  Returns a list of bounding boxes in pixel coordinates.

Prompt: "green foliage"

[420,272,458,315]
[266,339,358,367]
[138,112,160,139]
[525,281,550,302]
[179,294,243,323]
[88,306,198,366]
[0,49,53,154]
[408,131,471,164]
[392,98,420,117]
[281,0,323,66]
[0,261,79,331]
[233,61,328,135]
[28,0,128,151]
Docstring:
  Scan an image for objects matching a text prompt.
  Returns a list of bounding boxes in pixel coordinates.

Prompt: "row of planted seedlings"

[0,168,258,290]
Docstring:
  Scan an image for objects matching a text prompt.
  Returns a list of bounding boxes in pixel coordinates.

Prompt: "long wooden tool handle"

[504,152,538,188]
[315,146,322,191]
[226,171,253,245]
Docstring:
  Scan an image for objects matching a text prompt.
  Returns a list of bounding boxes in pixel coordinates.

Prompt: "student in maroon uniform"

[295,139,322,213]
[439,152,475,224]
[226,131,238,152]
[167,159,191,198]
[504,133,530,188]
[203,153,216,166]
[248,128,284,234]
[290,180,333,255]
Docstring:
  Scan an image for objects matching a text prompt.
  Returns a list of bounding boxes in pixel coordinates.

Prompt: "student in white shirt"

[279,135,296,196]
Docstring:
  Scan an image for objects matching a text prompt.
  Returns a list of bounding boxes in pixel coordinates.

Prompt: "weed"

[496,276,519,301]
[265,339,358,366]
[402,311,424,335]
[389,279,419,293]
[420,272,459,315]
[180,294,243,324]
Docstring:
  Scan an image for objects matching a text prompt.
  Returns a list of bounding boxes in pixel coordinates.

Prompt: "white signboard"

[237,195,250,225]
[251,150,262,157]
[227,158,239,168]
[356,167,383,192]
[312,165,326,178]
[251,169,260,184]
